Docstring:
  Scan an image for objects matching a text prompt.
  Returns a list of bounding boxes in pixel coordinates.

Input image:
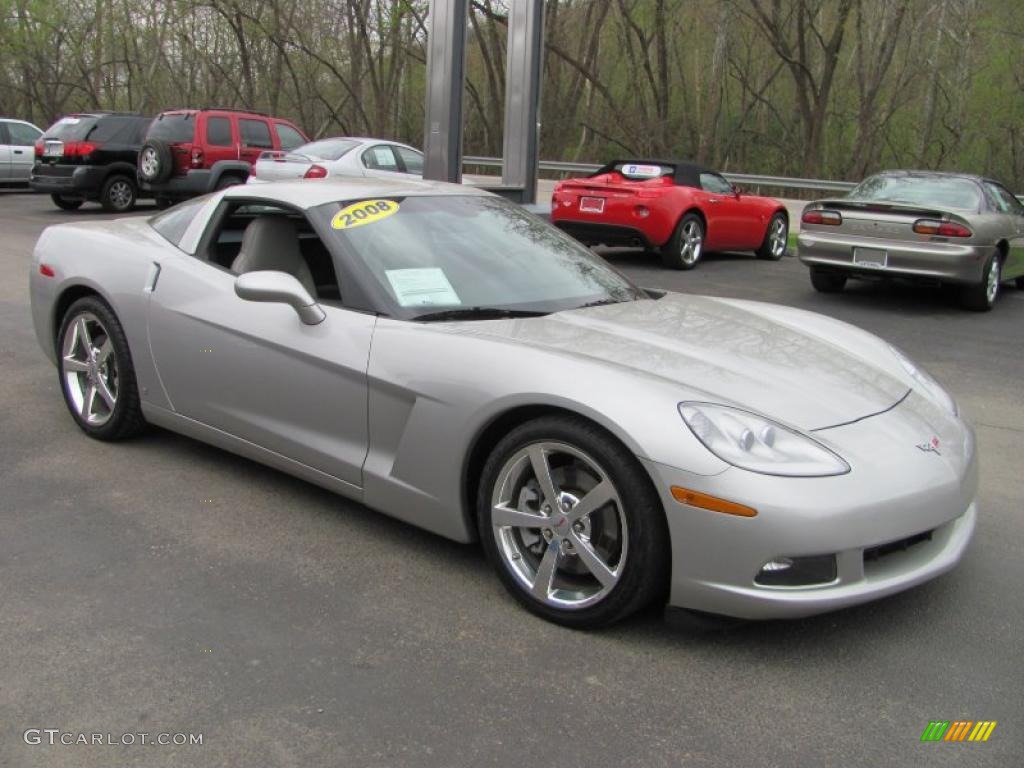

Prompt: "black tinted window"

[396,147,423,174]
[240,119,273,148]
[149,114,196,143]
[150,198,207,248]
[44,116,98,140]
[274,123,305,150]
[89,116,144,143]
[700,173,733,194]
[206,117,232,146]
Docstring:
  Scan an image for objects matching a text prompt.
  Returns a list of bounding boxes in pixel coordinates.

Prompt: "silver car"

[798,170,1024,310]
[29,178,977,628]
[0,118,43,184]
[249,137,423,183]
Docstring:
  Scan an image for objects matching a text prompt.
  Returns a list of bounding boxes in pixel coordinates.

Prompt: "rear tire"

[660,213,704,270]
[1015,276,1024,290]
[756,212,788,260]
[100,175,137,213]
[960,255,1000,311]
[57,297,146,441]
[809,267,847,293]
[51,194,83,211]
[478,415,669,629]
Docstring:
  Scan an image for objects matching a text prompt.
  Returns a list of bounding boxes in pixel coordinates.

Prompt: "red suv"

[137,108,307,205]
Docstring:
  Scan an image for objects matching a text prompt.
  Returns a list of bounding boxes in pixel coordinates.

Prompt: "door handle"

[13,149,24,154]
[144,262,162,293]
[708,198,720,204]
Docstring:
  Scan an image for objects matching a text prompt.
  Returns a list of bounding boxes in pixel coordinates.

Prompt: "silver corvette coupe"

[29,179,977,628]
[799,170,1024,311]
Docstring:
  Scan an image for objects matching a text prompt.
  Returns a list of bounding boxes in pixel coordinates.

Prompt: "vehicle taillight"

[913,219,972,238]
[191,148,204,168]
[34,140,44,157]
[62,141,97,158]
[802,209,842,225]
[304,164,328,179]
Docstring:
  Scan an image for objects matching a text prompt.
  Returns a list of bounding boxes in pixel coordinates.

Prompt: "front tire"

[960,255,1000,311]
[809,267,847,293]
[57,297,146,440]
[660,213,704,270]
[756,212,788,260]
[478,415,669,629]
[51,194,84,211]
[100,175,137,212]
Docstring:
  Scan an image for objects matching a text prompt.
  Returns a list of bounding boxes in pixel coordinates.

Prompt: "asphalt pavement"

[1,189,1021,767]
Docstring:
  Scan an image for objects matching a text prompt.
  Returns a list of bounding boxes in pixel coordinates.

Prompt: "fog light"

[755,554,837,587]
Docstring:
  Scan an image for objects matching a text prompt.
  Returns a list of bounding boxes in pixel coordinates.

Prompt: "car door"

[238,118,274,167]
[0,123,12,182]
[698,172,748,250]
[145,201,374,488]
[360,144,407,180]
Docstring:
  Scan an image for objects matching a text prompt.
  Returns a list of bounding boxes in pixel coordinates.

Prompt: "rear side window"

[44,116,98,141]
[984,182,1024,215]
[8,122,41,145]
[362,145,399,170]
[240,119,273,149]
[206,117,232,146]
[150,198,208,249]
[88,117,141,143]
[149,114,196,143]
[274,123,305,150]
[396,147,423,174]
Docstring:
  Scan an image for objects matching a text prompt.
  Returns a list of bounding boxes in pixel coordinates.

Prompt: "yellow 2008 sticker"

[331,199,400,230]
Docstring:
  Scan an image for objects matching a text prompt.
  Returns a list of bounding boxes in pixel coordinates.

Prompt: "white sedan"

[249,137,423,183]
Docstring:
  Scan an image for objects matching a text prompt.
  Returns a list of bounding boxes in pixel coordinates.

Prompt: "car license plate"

[853,247,887,268]
[579,196,605,213]
[43,142,63,157]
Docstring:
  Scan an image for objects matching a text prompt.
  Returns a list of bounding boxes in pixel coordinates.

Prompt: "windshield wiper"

[572,298,624,309]
[411,307,549,322]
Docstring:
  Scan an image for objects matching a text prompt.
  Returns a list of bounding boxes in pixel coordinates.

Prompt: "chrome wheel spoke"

[492,503,549,529]
[528,444,560,507]
[95,375,116,410]
[569,532,617,588]
[96,340,113,365]
[567,478,614,522]
[84,384,99,421]
[75,317,93,349]
[530,544,560,599]
[62,355,89,373]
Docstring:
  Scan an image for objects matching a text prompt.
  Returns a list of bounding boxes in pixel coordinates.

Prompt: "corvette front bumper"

[642,399,978,620]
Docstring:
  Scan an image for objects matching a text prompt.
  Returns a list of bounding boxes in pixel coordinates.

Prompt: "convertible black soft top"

[590,159,714,189]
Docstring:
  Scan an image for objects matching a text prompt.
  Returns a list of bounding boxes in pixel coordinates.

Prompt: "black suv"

[31,113,153,212]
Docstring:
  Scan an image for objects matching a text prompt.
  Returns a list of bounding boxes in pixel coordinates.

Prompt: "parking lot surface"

[1,190,1021,767]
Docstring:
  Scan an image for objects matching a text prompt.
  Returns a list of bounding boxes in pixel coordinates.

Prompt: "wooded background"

[2,0,1022,186]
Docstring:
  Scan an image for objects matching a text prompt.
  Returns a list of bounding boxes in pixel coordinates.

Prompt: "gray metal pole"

[423,0,468,183]
[501,0,544,204]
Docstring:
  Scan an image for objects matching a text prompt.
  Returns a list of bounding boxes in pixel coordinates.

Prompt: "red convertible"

[551,160,789,270]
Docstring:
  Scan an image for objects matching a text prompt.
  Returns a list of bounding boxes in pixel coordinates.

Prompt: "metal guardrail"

[463,156,857,194]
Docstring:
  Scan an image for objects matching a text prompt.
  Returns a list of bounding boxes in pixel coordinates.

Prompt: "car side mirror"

[732,184,744,196]
[234,270,325,325]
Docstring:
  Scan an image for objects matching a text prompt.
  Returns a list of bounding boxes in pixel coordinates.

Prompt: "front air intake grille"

[864,530,933,562]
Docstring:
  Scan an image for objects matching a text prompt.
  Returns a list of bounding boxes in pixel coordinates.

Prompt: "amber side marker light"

[671,486,757,517]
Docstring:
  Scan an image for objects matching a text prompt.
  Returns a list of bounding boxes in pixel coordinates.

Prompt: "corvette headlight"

[888,345,958,416]
[679,402,850,477]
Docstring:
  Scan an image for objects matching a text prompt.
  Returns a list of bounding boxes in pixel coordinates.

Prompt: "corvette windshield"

[315,195,645,318]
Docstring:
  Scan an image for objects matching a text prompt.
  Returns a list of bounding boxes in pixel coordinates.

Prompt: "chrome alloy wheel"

[987,258,1000,304]
[61,312,117,426]
[490,442,627,610]
[139,147,159,179]
[768,217,788,258]
[108,180,133,210]
[680,220,703,265]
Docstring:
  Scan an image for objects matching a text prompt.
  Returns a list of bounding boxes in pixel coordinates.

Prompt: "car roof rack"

[201,106,270,117]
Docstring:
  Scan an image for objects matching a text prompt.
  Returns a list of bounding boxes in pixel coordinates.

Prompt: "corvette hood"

[469,293,910,431]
